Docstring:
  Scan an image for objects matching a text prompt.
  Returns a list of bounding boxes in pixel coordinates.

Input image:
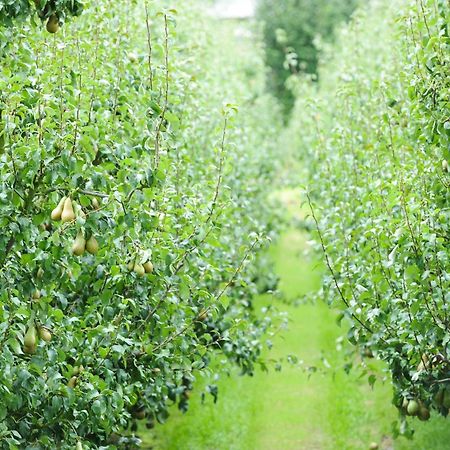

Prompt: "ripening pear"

[37,267,44,279]
[434,388,445,406]
[128,52,138,62]
[32,289,41,300]
[76,442,83,450]
[23,345,36,355]
[143,261,154,274]
[91,197,100,209]
[46,15,59,33]
[407,399,419,416]
[23,324,37,354]
[38,326,52,342]
[133,263,145,276]
[51,196,66,221]
[127,260,135,271]
[61,197,76,223]
[72,231,86,256]
[86,235,99,255]
[72,365,84,376]
[67,376,78,388]
[443,160,449,172]
[24,324,37,347]
[418,405,430,421]
[132,408,146,420]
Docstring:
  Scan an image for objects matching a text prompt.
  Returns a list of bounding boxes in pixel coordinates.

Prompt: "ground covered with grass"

[140,206,450,449]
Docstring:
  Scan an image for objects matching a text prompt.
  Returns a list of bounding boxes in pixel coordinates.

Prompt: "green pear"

[72,231,86,256]
[133,263,145,276]
[128,52,138,62]
[91,197,100,209]
[72,365,84,376]
[67,376,78,388]
[46,15,59,33]
[38,326,52,342]
[24,324,37,348]
[61,197,76,223]
[23,345,36,355]
[407,399,419,416]
[51,196,66,221]
[23,325,37,354]
[143,261,154,274]
[86,235,99,255]
[132,408,146,420]
[418,405,430,421]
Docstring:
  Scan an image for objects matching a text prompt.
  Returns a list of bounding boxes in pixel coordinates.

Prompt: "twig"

[144,1,154,90]
[154,13,170,168]
[306,192,375,335]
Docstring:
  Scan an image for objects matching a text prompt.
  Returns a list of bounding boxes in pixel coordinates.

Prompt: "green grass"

[140,224,450,450]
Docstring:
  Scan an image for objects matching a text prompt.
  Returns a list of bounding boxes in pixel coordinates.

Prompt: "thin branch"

[144,1,154,90]
[154,13,170,168]
[306,192,375,335]
[206,117,227,224]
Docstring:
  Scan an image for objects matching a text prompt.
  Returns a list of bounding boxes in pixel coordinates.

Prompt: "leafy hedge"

[0,0,83,27]
[256,0,358,114]
[0,0,282,447]
[288,0,449,435]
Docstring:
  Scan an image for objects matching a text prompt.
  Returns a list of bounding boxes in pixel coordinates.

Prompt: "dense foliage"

[0,0,83,27]
[288,0,449,436]
[256,0,358,114]
[0,0,282,447]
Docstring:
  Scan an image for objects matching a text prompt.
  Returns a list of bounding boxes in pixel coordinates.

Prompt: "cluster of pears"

[401,397,430,421]
[72,231,99,256]
[51,196,99,256]
[67,365,84,389]
[128,257,154,276]
[23,323,52,355]
[51,196,77,222]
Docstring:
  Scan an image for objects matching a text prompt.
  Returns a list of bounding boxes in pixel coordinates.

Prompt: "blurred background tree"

[256,0,359,115]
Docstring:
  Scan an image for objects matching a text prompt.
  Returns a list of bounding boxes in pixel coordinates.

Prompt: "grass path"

[141,219,450,449]
[141,226,392,449]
